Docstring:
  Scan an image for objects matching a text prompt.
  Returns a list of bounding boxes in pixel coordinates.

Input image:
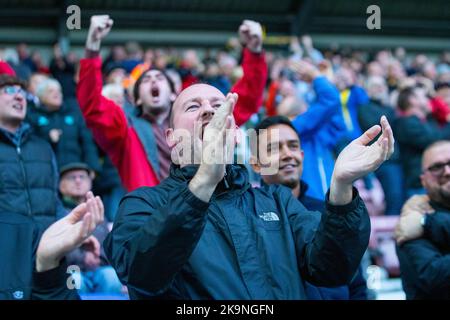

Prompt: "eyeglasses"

[63,173,90,182]
[425,160,450,176]
[1,86,27,97]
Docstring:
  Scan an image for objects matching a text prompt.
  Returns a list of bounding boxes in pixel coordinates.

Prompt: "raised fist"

[238,20,263,53]
[86,15,114,51]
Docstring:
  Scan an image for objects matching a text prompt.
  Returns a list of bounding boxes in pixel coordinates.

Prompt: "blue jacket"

[292,77,346,200]
[104,164,370,299]
[340,85,369,141]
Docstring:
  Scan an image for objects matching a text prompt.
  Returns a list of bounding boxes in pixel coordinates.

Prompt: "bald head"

[420,140,450,206]
[170,84,226,129]
[422,141,450,171]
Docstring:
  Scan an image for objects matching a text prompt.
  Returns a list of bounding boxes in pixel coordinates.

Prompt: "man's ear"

[165,128,176,149]
[420,173,427,190]
[170,93,177,103]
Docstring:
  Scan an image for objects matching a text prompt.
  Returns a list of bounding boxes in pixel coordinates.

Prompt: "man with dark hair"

[395,140,450,299]
[252,115,367,299]
[104,82,394,300]
[77,15,267,192]
[0,71,104,299]
[395,86,450,197]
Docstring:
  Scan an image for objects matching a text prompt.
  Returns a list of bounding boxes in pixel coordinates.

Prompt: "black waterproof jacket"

[104,164,370,299]
[397,203,450,299]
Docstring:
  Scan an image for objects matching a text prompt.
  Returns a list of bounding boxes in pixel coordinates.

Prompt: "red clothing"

[264,80,279,117]
[76,48,267,192]
[0,61,16,76]
[430,96,450,126]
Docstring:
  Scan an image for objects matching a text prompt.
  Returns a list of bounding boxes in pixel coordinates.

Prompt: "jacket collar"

[430,200,450,213]
[298,179,309,200]
[0,122,31,147]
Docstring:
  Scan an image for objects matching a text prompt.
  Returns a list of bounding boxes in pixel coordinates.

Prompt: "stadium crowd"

[0,14,449,300]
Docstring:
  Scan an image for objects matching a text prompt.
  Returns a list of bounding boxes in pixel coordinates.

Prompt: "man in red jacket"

[77,15,267,192]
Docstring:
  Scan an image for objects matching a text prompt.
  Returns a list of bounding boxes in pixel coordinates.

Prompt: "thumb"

[66,202,88,224]
[355,125,381,146]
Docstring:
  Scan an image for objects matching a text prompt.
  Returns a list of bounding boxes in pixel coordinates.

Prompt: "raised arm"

[76,15,129,155]
[231,20,268,126]
[287,116,395,286]
[290,60,341,138]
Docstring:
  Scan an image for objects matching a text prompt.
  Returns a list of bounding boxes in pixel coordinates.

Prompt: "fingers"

[79,212,92,239]
[66,202,88,224]
[96,196,105,224]
[383,116,395,157]
[85,198,97,235]
[356,125,381,146]
[374,116,394,161]
[90,236,101,257]
[208,93,238,130]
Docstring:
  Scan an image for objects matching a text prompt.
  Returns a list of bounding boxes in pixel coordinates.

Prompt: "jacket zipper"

[17,146,32,216]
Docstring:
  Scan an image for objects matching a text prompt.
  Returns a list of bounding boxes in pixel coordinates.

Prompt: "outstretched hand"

[36,192,104,272]
[330,116,395,205]
[334,116,394,184]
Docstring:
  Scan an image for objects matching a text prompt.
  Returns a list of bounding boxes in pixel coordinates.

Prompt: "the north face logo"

[259,212,280,222]
[13,290,24,299]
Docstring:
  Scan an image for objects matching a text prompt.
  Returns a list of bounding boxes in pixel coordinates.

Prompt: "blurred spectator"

[434,82,450,122]
[16,43,35,74]
[396,141,450,299]
[103,63,127,86]
[334,66,369,142]
[3,47,31,80]
[49,44,78,99]
[122,41,144,73]
[204,62,231,95]
[178,49,203,89]
[30,51,50,74]
[275,78,306,119]
[288,59,346,200]
[359,76,404,214]
[59,162,124,295]
[26,78,100,172]
[395,86,450,198]
[26,73,49,108]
